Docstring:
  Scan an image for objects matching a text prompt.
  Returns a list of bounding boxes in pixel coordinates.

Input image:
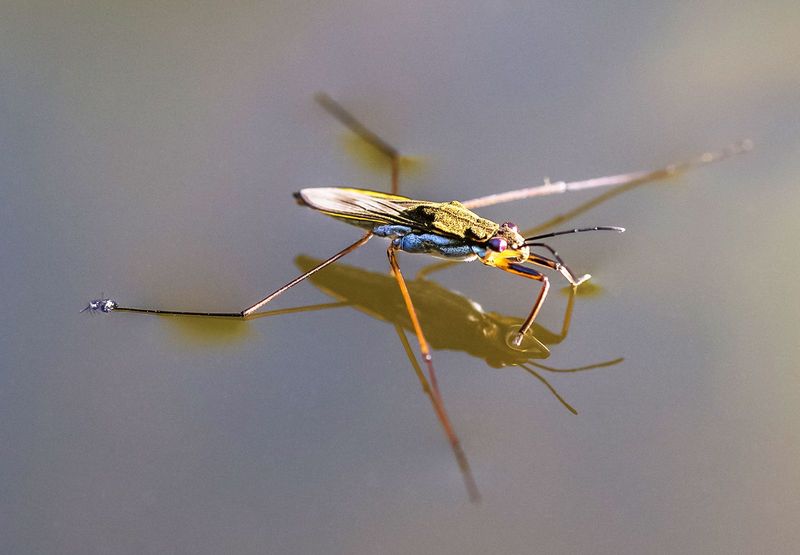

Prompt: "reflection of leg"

[415,259,458,280]
[391,159,399,196]
[499,262,550,347]
[392,324,481,502]
[246,302,352,320]
[530,357,624,373]
[93,233,373,318]
[555,285,576,343]
[518,357,625,414]
[518,363,578,415]
[315,93,402,194]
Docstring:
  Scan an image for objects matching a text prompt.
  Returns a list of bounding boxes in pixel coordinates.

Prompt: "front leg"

[526,243,591,287]
[496,261,551,347]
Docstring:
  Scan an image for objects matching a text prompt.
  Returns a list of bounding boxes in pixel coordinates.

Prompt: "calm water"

[3,2,799,554]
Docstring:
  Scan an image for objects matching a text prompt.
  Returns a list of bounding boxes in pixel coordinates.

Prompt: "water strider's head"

[475,223,626,268]
[474,221,530,267]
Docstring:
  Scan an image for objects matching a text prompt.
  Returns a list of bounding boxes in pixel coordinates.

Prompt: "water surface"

[2,2,799,554]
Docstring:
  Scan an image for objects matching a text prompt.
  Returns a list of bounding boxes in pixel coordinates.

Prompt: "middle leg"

[387,245,480,502]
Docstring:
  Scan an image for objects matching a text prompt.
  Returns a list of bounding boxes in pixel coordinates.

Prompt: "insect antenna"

[524,226,625,244]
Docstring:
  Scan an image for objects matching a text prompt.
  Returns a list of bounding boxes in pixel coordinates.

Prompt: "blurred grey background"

[2,1,799,554]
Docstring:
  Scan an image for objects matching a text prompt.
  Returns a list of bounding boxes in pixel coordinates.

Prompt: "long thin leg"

[242,232,372,316]
[506,283,577,358]
[387,246,438,393]
[315,93,402,194]
[501,273,579,355]
[393,324,480,502]
[387,246,480,501]
[461,140,752,209]
[90,232,373,318]
[498,262,550,347]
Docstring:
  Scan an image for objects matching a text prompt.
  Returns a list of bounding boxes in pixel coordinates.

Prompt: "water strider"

[84,94,750,501]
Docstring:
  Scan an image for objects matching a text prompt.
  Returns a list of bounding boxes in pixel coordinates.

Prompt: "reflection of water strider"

[84,94,750,502]
[293,252,624,410]
[294,254,581,366]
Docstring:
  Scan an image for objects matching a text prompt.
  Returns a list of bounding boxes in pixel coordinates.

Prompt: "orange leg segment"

[387,245,480,502]
[498,262,551,347]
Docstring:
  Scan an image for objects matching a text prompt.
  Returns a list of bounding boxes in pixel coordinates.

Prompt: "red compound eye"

[488,237,508,252]
[501,222,518,233]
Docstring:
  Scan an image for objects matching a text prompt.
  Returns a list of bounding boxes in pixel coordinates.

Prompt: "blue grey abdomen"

[372,224,478,261]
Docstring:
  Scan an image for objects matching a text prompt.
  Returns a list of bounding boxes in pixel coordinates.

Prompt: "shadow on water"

[162,314,255,346]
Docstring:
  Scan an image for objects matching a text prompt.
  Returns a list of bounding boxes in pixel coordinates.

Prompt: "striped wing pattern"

[296,187,500,242]
[296,187,422,228]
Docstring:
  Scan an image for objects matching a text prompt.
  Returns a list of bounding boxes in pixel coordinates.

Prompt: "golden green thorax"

[402,200,499,242]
